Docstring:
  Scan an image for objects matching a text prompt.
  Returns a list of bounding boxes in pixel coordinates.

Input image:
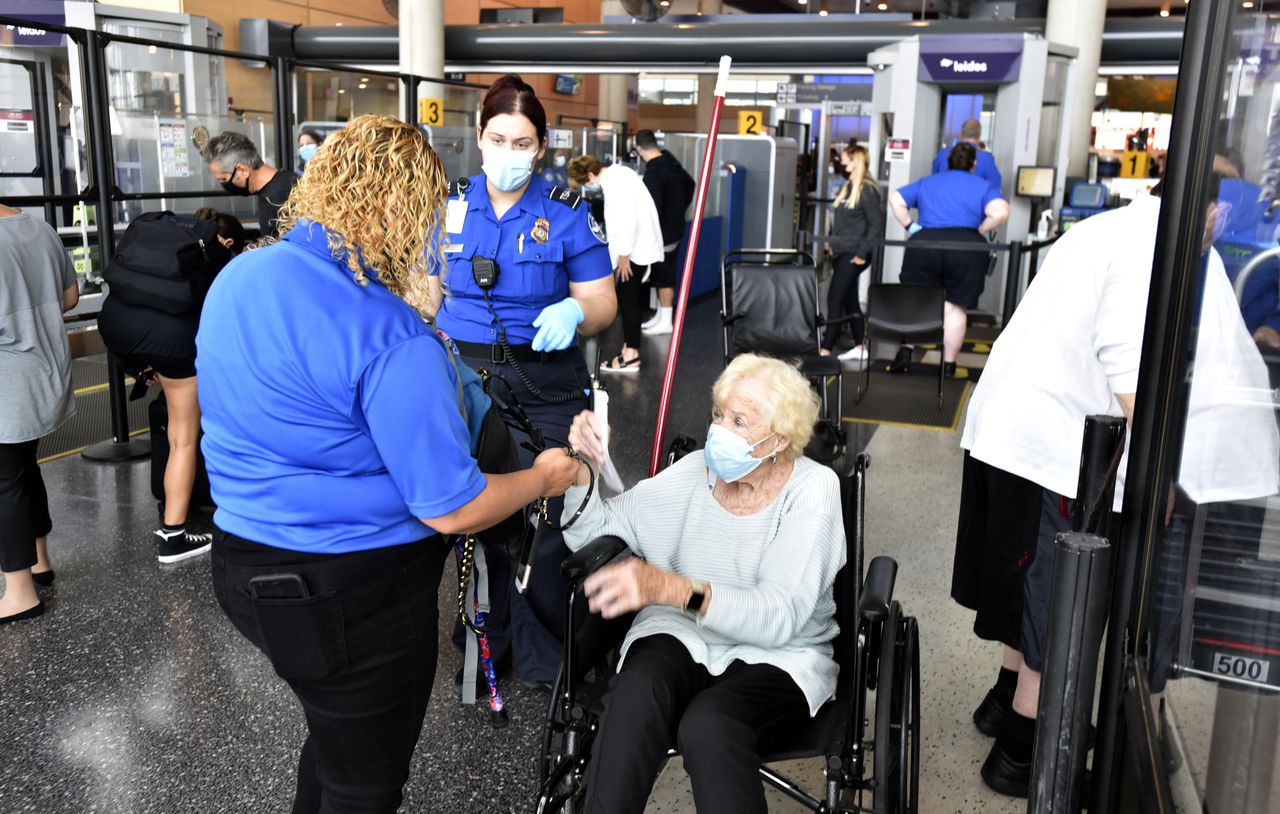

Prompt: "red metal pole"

[648,56,732,477]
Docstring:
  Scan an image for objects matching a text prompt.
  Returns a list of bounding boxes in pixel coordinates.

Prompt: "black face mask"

[220,166,251,196]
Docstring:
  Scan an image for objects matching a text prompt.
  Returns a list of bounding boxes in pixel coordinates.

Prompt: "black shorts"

[952,452,1044,650]
[647,247,679,289]
[113,351,197,380]
[1021,489,1076,671]
[900,227,991,309]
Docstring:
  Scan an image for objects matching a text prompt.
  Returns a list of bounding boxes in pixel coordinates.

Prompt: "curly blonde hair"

[272,115,447,315]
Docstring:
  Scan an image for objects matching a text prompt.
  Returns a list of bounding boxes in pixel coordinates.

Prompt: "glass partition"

[415,79,484,182]
[101,38,273,225]
[1129,7,1280,812]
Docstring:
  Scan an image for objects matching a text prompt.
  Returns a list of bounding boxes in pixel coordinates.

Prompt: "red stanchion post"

[648,55,732,477]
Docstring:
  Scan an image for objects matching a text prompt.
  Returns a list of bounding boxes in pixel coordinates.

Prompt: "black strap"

[453,340,573,365]
[448,177,472,197]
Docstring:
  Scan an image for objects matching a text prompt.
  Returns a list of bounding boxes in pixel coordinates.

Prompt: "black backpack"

[104,212,231,315]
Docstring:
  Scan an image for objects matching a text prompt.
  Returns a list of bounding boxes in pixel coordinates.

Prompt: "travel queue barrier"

[0,12,483,465]
[804,231,1064,327]
[1031,415,1127,813]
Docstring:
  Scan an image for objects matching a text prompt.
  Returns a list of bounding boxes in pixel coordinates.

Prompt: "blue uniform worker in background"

[931,118,1003,194]
[433,75,617,689]
[890,142,1010,377]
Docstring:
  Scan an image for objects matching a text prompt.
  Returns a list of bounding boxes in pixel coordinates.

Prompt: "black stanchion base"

[81,438,151,462]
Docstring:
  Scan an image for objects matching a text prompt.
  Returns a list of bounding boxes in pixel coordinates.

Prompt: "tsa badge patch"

[587,211,607,244]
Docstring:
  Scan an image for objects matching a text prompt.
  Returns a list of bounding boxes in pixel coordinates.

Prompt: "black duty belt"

[453,341,573,365]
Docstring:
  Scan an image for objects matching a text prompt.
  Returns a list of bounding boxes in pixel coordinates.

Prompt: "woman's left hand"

[583,558,682,619]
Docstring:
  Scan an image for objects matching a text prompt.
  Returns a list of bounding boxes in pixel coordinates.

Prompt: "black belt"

[453,340,573,365]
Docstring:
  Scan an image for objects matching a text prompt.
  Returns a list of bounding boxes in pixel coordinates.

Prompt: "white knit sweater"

[562,453,846,715]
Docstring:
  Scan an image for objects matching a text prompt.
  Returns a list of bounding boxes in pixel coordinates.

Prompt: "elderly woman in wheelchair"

[559,353,846,814]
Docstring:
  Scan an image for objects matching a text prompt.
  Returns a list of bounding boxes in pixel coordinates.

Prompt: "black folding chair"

[861,283,946,410]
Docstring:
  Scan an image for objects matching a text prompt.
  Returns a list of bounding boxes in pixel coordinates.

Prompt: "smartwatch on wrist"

[685,579,707,614]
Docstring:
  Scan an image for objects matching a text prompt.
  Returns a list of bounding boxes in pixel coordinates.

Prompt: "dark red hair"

[480,74,547,143]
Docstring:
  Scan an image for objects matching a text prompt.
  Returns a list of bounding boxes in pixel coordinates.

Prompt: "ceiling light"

[1159,8,1169,15]
[798,0,808,5]
[1243,0,1255,6]
[334,22,343,26]
[877,1,888,8]
[338,89,346,94]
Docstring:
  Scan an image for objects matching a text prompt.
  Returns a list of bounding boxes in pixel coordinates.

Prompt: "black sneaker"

[155,527,213,564]
[889,345,913,374]
[973,686,1015,737]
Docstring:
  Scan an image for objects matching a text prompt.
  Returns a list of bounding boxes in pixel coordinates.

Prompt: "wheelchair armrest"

[562,535,632,583]
[858,556,898,622]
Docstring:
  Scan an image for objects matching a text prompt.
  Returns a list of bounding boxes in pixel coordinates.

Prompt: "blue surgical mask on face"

[482,146,535,192]
[704,423,776,484]
[298,143,318,163]
[583,183,602,195]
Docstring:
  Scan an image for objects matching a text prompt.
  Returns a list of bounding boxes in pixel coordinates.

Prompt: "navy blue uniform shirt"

[196,221,485,554]
[435,173,611,345]
[898,170,1005,230]
[931,144,1003,193]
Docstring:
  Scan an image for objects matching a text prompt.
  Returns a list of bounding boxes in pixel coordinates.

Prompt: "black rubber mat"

[839,365,971,431]
[39,355,157,463]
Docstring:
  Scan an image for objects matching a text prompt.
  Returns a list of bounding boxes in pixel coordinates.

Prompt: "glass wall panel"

[1135,9,1280,813]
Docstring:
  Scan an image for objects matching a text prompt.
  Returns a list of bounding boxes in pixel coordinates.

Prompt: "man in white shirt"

[954,168,1279,797]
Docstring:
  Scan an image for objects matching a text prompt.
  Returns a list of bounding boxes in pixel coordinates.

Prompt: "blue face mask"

[583,183,602,195]
[704,423,777,484]
[298,143,318,163]
[482,147,535,192]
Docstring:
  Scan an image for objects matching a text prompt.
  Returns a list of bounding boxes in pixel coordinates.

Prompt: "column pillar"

[400,0,445,110]
[599,1,629,126]
[694,0,724,132]
[1046,0,1105,177]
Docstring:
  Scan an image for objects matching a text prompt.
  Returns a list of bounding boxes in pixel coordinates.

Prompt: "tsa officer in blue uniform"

[433,74,616,687]
[931,118,1002,193]
[889,142,1010,377]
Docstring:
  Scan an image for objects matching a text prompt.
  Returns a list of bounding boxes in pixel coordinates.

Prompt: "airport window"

[638,75,786,107]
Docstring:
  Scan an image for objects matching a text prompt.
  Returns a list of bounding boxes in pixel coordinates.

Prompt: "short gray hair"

[204,131,263,171]
[960,118,982,140]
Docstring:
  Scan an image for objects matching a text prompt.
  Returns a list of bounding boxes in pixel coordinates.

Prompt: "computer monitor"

[1015,166,1057,198]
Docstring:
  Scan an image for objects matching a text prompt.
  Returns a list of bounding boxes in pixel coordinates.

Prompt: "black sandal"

[600,354,641,374]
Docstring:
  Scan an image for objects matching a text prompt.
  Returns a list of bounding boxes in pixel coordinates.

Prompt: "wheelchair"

[535,445,921,814]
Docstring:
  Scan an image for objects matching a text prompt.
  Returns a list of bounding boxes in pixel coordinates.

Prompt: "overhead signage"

[776,82,871,106]
[918,34,1024,84]
[0,1,65,47]
[827,101,871,116]
[886,138,911,163]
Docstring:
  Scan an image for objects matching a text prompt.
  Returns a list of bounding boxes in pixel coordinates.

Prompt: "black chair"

[721,249,860,462]
[536,449,921,814]
[860,283,946,410]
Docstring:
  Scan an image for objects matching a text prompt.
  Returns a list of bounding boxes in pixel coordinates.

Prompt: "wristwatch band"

[685,579,707,613]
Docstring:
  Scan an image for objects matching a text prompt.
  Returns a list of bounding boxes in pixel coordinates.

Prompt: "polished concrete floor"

[4,298,1026,813]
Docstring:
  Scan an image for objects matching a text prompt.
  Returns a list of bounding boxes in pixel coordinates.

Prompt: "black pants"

[617,263,651,351]
[211,530,449,814]
[822,253,866,350]
[455,351,591,683]
[583,634,811,814]
[0,439,52,572]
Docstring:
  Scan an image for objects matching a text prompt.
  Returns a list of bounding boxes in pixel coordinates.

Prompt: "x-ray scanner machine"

[869,34,1078,321]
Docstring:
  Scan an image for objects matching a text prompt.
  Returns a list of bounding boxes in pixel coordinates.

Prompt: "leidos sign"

[918,35,1023,84]
[938,57,990,74]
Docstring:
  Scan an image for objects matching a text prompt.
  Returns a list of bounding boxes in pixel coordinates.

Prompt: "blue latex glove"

[907,222,923,235]
[531,297,584,351]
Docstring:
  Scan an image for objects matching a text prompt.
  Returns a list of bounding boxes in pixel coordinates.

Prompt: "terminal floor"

[2,298,1022,813]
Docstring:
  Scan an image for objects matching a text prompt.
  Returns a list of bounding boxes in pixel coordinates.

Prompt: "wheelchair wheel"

[872,602,920,814]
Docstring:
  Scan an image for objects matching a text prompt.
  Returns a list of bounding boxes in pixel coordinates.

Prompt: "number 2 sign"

[738,110,765,136]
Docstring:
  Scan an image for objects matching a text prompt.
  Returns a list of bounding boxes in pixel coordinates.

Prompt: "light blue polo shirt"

[196,220,485,554]
[435,173,611,345]
[898,171,1005,231]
